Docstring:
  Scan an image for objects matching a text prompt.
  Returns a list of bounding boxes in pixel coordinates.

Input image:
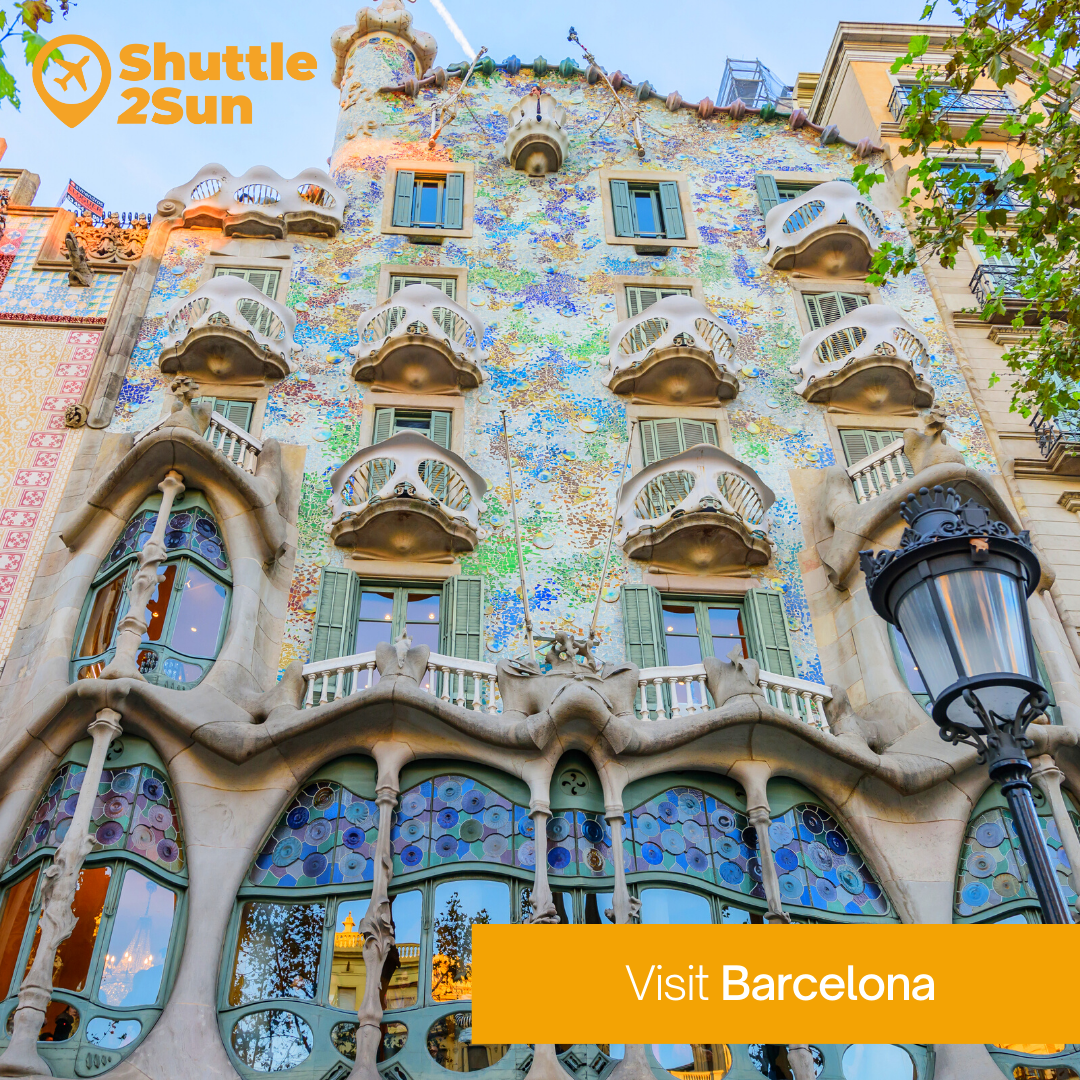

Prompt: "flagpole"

[500,407,536,662]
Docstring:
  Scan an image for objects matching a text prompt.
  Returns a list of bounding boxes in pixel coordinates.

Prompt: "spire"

[331,1,439,87]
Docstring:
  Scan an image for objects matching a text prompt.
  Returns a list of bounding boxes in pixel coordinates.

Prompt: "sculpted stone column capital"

[1030,753,1080,917]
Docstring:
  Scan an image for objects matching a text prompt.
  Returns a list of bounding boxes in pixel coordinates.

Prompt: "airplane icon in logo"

[53,54,90,92]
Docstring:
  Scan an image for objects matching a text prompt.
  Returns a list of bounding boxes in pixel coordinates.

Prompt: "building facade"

[0,6,1075,1080]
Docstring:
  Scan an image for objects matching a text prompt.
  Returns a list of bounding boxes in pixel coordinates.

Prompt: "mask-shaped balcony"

[350,283,486,394]
[790,305,935,414]
[604,295,741,405]
[329,432,488,561]
[503,92,569,176]
[158,276,296,382]
[617,444,775,575]
[163,164,346,238]
[764,181,885,276]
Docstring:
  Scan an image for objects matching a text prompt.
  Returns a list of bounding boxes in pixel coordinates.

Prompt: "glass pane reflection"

[653,1044,731,1079]
[583,893,614,924]
[331,892,421,1011]
[79,572,126,657]
[639,888,711,924]
[229,901,325,1006]
[431,881,509,1003]
[842,1044,914,1080]
[426,1012,509,1072]
[937,570,1032,679]
[0,869,39,997]
[231,1009,313,1073]
[98,869,176,1006]
[170,565,228,658]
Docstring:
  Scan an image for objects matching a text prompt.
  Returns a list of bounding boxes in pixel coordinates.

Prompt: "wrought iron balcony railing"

[970,263,1022,307]
[1031,410,1080,463]
[888,85,1018,124]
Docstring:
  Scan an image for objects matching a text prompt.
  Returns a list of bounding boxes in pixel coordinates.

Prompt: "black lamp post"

[860,485,1072,924]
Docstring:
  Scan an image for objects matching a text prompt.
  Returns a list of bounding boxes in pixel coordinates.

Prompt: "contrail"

[428,0,476,61]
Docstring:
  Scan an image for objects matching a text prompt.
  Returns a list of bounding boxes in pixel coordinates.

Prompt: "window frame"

[376,264,469,305]
[611,275,704,322]
[201,258,290,306]
[598,169,699,251]
[658,595,750,669]
[381,161,475,241]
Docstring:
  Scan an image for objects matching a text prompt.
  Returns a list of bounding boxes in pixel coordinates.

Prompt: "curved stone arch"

[0,735,188,1076]
[953,780,1079,923]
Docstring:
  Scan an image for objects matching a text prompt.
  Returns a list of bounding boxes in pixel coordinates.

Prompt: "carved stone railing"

[846,439,912,503]
[604,294,741,405]
[158,275,296,382]
[329,431,488,560]
[504,91,569,175]
[764,180,885,275]
[616,444,774,575]
[162,164,346,238]
[350,283,486,394]
[790,305,934,413]
[636,662,831,727]
[134,409,263,474]
[303,650,499,711]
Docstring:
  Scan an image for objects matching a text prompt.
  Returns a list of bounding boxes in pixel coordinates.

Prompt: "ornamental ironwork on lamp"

[860,485,1072,923]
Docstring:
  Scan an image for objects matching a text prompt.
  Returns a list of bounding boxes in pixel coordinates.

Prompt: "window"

[391,171,465,231]
[371,407,451,449]
[803,291,869,329]
[610,180,686,241]
[72,492,231,688]
[639,417,718,466]
[0,743,186,1064]
[625,284,692,318]
[388,274,457,301]
[194,397,254,433]
[937,160,1018,210]
[755,175,823,217]
[212,267,281,336]
[660,599,749,666]
[308,572,482,694]
[838,428,914,500]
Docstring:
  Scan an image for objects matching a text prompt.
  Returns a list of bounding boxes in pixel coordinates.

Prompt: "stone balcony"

[162,164,346,238]
[616,444,774,575]
[329,431,488,561]
[764,180,885,276]
[1031,411,1080,476]
[604,295,741,405]
[503,92,569,175]
[790,305,934,413]
[350,283,486,394]
[135,409,264,475]
[158,276,297,382]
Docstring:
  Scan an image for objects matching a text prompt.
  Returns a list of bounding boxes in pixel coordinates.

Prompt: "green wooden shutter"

[392,170,415,227]
[621,585,667,669]
[372,408,396,445]
[390,274,457,300]
[421,411,453,499]
[212,267,281,298]
[804,292,868,329]
[744,589,795,677]
[310,568,357,664]
[658,182,686,240]
[678,419,718,450]
[839,428,907,466]
[429,411,452,449]
[218,399,254,432]
[444,172,465,230]
[440,576,483,661]
[755,174,781,217]
[626,285,692,317]
[610,180,634,237]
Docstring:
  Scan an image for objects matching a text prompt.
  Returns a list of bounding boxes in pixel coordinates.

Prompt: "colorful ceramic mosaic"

[547,810,615,878]
[392,775,524,875]
[955,804,1080,918]
[768,803,890,917]
[625,787,760,898]
[0,326,96,660]
[9,761,185,876]
[107,35,999,693]
[249,780,380,887]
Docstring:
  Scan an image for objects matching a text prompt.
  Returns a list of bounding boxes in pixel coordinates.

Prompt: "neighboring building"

[0,8,1075,1080]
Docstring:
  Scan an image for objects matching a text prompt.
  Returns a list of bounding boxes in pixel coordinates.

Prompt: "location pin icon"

[32,34,111,129]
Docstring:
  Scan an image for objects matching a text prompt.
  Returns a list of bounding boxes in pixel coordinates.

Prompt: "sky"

[0,0,935,211]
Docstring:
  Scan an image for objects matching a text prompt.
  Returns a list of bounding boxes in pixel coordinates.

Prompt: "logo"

[32,34,111,128]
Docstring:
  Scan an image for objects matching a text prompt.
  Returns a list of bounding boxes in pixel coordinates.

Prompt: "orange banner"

[471,923,1080,1044]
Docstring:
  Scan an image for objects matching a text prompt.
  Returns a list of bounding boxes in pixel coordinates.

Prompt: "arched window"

[955,783,1079,923]
[221,758,528,1079]
[72,491,231,688]
[0,737,186,1074]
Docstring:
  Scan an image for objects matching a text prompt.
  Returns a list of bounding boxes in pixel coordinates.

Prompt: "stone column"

[526,804,558,923]
[0,708,122,1077]
[729,761,789,924]
[349,780,399,1080]
[101,470,185,681]
[605,807,639,926]
[786,1045,816,1080]
[1030,755,1080,917]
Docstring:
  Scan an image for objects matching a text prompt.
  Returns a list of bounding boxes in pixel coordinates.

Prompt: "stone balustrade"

[133,410,263,474]
[350,283,486,394]
[845,438,911,503]
[763,180,885,275]
[158,275,297,382]
[504,91,569,175]
[616,444,774,575]
[163,164,346,238]
[329,431,488,560]
[790,304,934,413]
[605,294,741,404]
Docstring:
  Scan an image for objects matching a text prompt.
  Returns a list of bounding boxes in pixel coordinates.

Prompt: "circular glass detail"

[331,1020,408,1062]
[231,1010,313,1072]
[842,1044,914,1080]
[85,1017,142,1050]
[750,1044,824,1077]
[427,1012,509,1072]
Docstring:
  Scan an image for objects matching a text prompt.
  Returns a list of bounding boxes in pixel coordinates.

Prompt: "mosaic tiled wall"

[108,32,996,683]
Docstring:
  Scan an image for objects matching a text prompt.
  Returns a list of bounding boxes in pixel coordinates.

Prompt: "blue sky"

[0,0,933,211]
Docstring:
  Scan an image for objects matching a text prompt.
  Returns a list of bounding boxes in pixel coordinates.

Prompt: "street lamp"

[860,485,1072,924]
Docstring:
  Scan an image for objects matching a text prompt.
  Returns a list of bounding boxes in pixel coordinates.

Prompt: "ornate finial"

[899,485,961,529]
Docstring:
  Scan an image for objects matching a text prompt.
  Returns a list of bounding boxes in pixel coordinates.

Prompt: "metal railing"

[846,439,913,503]
[970,263,1021,307]
[1031,410,1080,461]
[888,85,1017,123]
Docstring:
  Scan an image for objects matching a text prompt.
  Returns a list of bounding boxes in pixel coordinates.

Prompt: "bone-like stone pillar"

[527,804,558,923]
[101,470,185,681]
[0,708,122,1077]
[730,760,789,924]
[786,1045,816,1080]
[605,806,639,926]
[1030,755,1080,917]
[349,780,399,1080]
